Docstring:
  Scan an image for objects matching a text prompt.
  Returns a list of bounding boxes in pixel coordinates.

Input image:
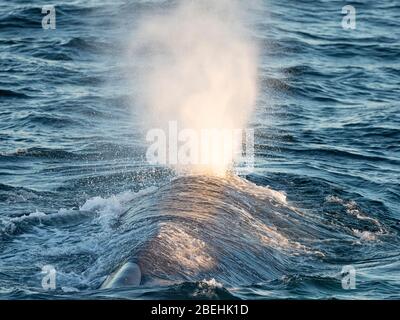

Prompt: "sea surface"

[0,0,399,299]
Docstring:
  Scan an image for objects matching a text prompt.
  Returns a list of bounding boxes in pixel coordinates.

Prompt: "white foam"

[61,286,80,293]
[352,229,377,241]
[200,278,223,288]
[79,187,157,227]
[326,195,385,239]
[0,210,47,235]
[229,175,288,204]
[18,210,46,220]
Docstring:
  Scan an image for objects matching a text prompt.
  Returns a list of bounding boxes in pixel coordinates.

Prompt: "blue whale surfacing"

[99,175,324,290]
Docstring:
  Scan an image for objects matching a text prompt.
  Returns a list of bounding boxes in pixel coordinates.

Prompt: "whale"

[100,175,319,289]
[100,261,142,289]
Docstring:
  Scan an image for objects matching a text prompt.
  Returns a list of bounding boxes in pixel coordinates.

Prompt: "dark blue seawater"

[0,0,399,299]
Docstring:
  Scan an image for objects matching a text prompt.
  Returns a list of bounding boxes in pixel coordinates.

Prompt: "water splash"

[129,0,258,176]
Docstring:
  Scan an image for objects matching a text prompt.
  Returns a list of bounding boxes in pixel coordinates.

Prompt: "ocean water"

[0,0,399,300]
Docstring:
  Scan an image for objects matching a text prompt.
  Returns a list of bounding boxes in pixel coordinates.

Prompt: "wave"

[0,89,30,99]
[32,52,73,62]
[0,147,79,160]
[61,37,108,53]
[277,145,400,165]
[0,7,39,29]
